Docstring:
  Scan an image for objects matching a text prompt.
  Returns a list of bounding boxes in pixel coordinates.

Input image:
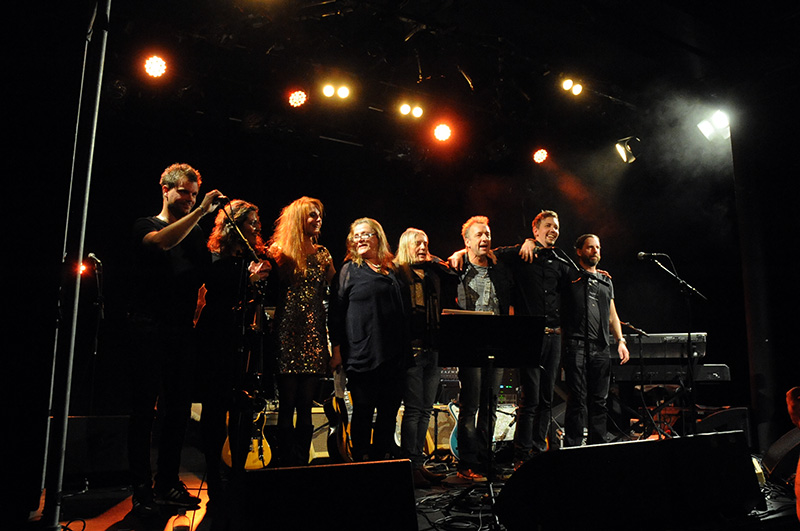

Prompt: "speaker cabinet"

[495,431,764,530]
[762,427,800,487]
[229,459,418,530]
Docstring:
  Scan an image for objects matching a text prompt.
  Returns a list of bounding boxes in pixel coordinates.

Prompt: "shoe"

[418,466,446,484]
[132,486,160,518]
[412,468,432,489]
[154,481,201,508]
[456,468,487,482]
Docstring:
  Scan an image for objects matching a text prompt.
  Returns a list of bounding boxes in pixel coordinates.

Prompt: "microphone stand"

[646,256,707,436]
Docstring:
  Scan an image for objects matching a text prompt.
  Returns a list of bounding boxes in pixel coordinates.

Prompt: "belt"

[544,327,561,335]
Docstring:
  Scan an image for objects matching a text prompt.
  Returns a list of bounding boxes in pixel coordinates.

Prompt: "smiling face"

[351,222,379,261]
[164,177,199,219]
[304,206,323,238]
[533,215,560,248]
[464,223,491,261]
[241,210,261,247]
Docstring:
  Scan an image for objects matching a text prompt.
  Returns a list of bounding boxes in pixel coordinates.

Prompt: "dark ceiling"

[97,0,800,160]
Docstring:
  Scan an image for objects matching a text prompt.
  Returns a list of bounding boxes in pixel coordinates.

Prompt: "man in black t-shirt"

[127,163,224,517]
[561,234,629,447]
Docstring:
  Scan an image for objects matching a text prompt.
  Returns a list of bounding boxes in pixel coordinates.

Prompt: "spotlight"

[615,136,639,163]
[337,86,350,99]
[399,103,424,118]
[144,55,167,78]
[433,123,452,142]
[561,78,582,95]
[533,149,548,163]
[322,84,335,97]
[697,110,730,141]
[288,90,308,108]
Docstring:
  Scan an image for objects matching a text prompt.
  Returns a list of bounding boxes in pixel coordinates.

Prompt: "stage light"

[433,123,452,142]
[337,86,350,99]
[615,136,639,163]
[144,55,167,78]
[561,78,582,95]
[533,149,548,163]
[288,90,308,107]
[322,84,335,97]
[79,263,87,275]
[399,103,423,118]
[697,110,730,141]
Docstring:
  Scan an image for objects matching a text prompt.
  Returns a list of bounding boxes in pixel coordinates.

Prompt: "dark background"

[10,0,799,518]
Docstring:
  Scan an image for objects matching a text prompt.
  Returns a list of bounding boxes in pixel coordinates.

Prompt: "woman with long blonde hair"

[268,196,336,466]
[394,228,457,486]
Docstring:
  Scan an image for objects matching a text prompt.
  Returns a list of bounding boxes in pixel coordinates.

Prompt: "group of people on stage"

[125,162,630,519]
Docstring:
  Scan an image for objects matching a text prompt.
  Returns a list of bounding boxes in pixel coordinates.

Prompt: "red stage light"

[144,55,167,78]
[533,149,548,163]
[433,123,452,142]
[288,90,308,107]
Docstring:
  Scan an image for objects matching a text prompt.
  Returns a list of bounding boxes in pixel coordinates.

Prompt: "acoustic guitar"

[324,368,353,463]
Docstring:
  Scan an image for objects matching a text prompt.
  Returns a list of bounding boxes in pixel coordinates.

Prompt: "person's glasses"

[351,232,376,242]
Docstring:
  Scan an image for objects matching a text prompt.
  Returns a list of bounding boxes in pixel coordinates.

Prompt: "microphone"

[87,252,102,266]
[214,195,231,205]
[637,252,668,260]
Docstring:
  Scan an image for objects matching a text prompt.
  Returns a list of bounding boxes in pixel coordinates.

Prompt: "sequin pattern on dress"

[275,246,332,375]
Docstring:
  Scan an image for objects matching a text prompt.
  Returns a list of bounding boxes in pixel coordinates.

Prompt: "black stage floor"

[24,420,799,531]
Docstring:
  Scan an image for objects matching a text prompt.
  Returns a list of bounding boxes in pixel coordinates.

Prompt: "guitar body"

[222,409,272,470]
[324,395,353,463]
[448,402,459,460]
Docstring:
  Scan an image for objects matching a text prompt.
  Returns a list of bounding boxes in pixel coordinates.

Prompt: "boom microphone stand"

[643,254,707,435]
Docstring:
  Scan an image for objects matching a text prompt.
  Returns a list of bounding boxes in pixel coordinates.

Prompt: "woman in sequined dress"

[267,196,336,466]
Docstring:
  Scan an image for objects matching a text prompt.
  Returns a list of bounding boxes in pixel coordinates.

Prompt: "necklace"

[364,259,382,273]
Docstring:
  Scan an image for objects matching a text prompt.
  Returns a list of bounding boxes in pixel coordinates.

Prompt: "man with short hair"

[453,216,514,481]
[560,234,629,447]
[127,163,224,517]
[493,210,569,466]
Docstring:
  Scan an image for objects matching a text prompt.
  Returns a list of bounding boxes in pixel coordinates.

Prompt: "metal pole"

[42,1,111,528]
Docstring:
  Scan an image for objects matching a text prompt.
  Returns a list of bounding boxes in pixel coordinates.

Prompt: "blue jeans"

[456,366,504,470]
[401,349,441,467]
[514,333,562,458]
[562,338,611,446]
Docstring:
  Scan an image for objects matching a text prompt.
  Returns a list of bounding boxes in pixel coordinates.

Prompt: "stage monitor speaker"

[762,427,800,488]
[230,459,418,531]
[495,431,764,531]
[696,406,752,448]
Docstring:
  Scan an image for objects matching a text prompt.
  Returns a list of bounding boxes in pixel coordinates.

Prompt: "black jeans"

[127,314,195,490]
[514,333,562,458]
[456,366,503,470]
[562,338,611,447]
[347,361,404,461]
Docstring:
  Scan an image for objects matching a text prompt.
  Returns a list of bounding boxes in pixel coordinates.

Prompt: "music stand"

[439,311,545,530]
